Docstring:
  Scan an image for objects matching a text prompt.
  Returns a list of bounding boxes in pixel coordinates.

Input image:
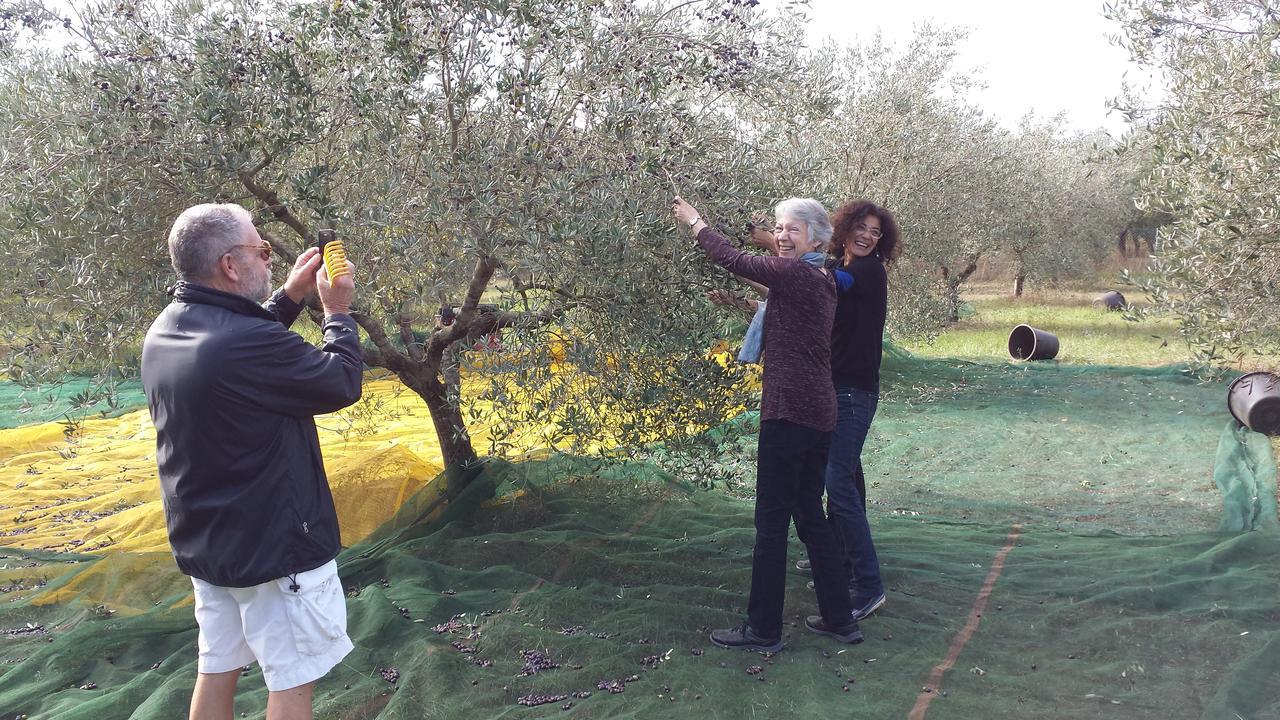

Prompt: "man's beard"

[243,273,272,304]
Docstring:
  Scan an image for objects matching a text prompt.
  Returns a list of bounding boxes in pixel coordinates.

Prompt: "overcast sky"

[794,0,1151,137]
[31,0,1150,136]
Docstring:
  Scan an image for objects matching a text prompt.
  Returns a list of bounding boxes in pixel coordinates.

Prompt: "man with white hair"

[142,203,362,719]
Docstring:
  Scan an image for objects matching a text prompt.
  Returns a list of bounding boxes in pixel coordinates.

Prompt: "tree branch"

[397,313,424,362]
[511,276,577,302]
[426,254,501,356]
[350,311,415,374]
[257,227,299,266]
[237,154,313,247]
[468,304,575,337]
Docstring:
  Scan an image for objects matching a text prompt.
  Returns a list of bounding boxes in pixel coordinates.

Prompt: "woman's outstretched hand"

[706,288,757,313]
[748,226,776,253]
[672,196,701,227]
[706,288,737,307]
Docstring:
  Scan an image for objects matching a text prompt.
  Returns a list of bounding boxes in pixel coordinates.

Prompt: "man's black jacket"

[141,282,363,587]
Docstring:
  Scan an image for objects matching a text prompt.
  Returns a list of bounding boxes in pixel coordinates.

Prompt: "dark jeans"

[824,387,884,600]
[747,419,853,639]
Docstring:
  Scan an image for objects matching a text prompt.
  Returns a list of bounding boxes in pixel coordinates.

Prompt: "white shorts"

[191,559,353,692]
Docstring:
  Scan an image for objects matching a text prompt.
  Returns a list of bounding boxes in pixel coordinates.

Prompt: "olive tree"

[1108,0,1280,368]
[992,120,1135,297]
[798,26,1009,327]
[991,121,1063,298]
[793,26,1146,316]
[0,0,803,487]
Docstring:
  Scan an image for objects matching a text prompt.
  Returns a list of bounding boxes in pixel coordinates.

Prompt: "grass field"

[894,277,1280,484]
[901,281,1194,369]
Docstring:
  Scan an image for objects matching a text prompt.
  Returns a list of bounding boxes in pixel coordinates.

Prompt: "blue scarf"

[737,252,851,364]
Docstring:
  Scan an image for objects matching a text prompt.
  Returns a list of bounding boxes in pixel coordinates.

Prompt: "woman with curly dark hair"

[802,199,900,623]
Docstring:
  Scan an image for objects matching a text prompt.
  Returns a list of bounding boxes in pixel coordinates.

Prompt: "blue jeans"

[824,387,884,600]
[746,420,853,639]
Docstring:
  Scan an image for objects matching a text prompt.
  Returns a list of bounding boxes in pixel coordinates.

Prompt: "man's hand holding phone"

[316,229,356,315]
[283,247,324,304]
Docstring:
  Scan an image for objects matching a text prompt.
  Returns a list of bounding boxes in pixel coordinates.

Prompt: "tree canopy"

[0,0,1144,484]
[1109,0,1280,369]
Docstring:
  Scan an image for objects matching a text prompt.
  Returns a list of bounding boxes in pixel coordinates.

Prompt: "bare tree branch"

[397,313,424,362]
[237,154,313,247]
[350,311,415,374]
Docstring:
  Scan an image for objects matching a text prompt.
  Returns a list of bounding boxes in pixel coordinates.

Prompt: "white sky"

[31,0,1151,136]
[794,0,1152,137]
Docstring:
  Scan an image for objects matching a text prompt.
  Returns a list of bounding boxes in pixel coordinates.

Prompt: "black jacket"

[141,282,363,587]
[829,255,887,394]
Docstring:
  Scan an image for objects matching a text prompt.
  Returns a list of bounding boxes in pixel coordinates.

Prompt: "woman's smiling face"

[773,215,818,258]
[847,214,882,259]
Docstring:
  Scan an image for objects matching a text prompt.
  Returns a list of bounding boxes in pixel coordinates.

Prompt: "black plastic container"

[1093,290,1126,311]
[1227,371,1280,436]
[1008,324,1060,361]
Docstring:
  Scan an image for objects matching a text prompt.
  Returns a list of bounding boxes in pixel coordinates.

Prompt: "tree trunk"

[244,174,492,496]
[1117,228,1130,258]
[401,367,479,496]
[941,255,981,323]
[941,266,958,322]
[1013,274,1025,298]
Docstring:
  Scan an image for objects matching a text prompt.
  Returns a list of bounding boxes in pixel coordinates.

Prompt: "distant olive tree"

[797,26,1010,326]
[792,25,1151,316]
[1109,0,1280,368]
[992,119,1136,297]
[0,0,805,488]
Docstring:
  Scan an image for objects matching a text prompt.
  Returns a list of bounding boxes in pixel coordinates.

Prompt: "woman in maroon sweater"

[672,196,862,651]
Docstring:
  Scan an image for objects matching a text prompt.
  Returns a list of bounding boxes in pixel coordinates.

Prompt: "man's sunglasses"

[230,242,272,261]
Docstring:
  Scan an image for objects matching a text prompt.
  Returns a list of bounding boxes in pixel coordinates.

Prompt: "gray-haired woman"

[672,195,862,652]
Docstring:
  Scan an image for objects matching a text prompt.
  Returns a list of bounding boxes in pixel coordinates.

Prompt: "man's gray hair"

[774,197,833,249]
[167,203,252,281]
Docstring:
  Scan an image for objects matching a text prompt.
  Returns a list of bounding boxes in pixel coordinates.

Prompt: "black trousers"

[746,419,854,638]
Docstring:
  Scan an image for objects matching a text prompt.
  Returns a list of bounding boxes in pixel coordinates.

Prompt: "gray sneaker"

[804,615,863,644]
[710,624,784,653]
[851,593,886,622]
[804,585,886,620]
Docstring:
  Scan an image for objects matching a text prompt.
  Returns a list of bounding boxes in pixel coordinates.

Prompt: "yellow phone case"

[322,239,351,280]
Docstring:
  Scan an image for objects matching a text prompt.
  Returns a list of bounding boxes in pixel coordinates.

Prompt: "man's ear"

[216,251,241,284]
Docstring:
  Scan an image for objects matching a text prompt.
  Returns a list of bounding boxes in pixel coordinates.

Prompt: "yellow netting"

[32,552,194,613]
[0,363,755,562]
[0,377,488,558]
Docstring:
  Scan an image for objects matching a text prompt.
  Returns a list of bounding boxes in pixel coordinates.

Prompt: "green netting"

[1215,420,1280,532]
[0,380,146,430]
[874,353,1241,535]
[1,476,1279,720]
[1,350,1278,719]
